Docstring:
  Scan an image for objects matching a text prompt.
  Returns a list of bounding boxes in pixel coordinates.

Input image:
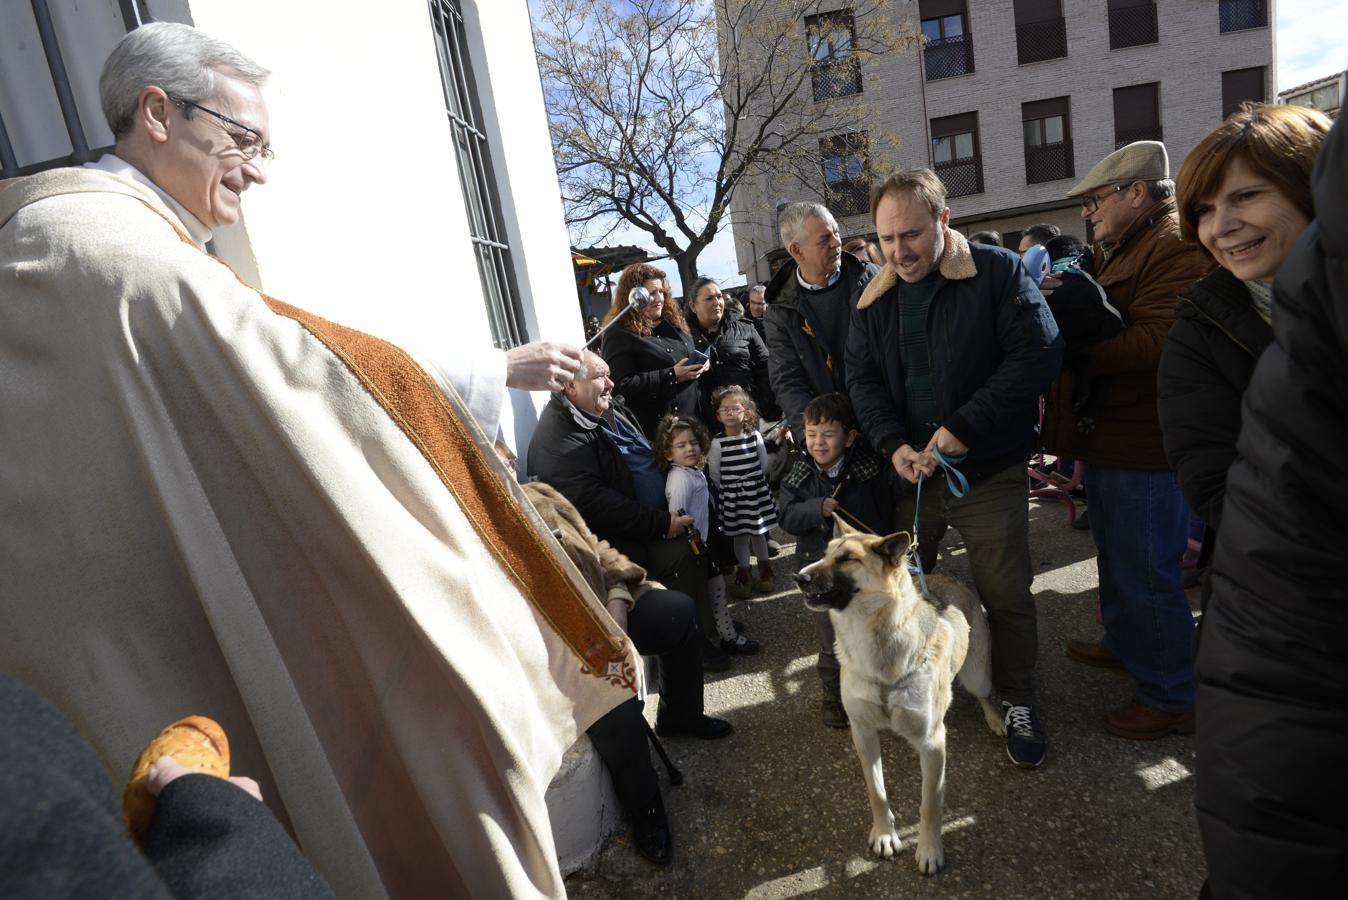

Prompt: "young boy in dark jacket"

[778,393,898,727]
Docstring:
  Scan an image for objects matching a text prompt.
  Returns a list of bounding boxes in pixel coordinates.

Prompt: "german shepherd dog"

[794,522,1004,874]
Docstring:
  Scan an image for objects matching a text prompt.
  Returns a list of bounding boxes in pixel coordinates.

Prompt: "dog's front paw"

[869,824,902,858]
[914,835,944,875]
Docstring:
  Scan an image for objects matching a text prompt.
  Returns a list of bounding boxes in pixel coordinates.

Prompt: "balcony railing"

[1108,3,1158,49]
[935,159,983,198]
[811,57,862,102]
[1114,125,1162,149]
[1219,0,1267,32]
[923,33,974,81]
[1016,17,1068,65]
[1025,141,1074,184]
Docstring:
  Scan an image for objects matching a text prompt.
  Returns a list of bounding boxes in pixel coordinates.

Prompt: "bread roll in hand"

[122,715,231,841]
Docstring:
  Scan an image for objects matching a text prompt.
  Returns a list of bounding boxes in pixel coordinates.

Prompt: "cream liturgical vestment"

[0,168,639,899]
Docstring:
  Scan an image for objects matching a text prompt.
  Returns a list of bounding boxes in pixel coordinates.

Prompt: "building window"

[820,132,870,217]
[1113,82,1162,148]
[1107,0,1158,50]
[919,0,973,80]
[930,112,983,198]
[1014,0,1067,65]
[1219,0,1268,32]
[1023,97,1074,184]
[1222,67,1267,119]
[428,0,527,348]
[806,11,862,101]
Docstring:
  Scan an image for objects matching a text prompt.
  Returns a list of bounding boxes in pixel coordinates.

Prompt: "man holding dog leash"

[845,169,1063,769]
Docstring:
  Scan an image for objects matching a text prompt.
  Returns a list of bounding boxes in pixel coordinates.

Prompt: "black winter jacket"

[601,320,703,438]
[777,444,898,562]
[526,394,671,560]
[845,231,1063,484]
[1157,266,1273,535]
[1195,116,1348,900]
[687,308,778,422]
[763,255,878,441]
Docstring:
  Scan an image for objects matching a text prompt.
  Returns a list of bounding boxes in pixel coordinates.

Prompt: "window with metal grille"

[806,11,862,101]
[1107,0,1158,50]
[930,112,983,198]
[919,0,974,81]
[1013,0,1066,65]
[1219,0,1267,33]
[427,0,527,348]
[819,132,870,217]
[1113,82,1162,148]
[1022,97,1074,184]
[1221,67,1266,119]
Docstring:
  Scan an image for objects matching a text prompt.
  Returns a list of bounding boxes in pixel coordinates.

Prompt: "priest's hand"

[505,341,584,391]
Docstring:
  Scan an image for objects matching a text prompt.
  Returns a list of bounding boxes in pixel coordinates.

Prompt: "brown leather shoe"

[1103,702,1195,740]
[1065,639,1124,669]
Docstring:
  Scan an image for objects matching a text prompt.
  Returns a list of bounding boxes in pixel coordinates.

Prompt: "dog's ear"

[875,531,913,567]
[831,514,858,541]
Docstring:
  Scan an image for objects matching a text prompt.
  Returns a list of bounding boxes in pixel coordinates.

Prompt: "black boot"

[630,792,672,866]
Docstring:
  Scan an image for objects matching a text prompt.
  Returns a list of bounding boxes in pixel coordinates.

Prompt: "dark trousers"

[812,610,841,702]
[898,462,1038,704]
[586,588,703,812]
[627,538,718,649]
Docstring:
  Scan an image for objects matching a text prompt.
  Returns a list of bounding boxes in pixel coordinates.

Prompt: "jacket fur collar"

[857,226,976,310]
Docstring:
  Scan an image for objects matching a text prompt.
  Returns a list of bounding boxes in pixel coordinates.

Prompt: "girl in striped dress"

[709,386,778,598]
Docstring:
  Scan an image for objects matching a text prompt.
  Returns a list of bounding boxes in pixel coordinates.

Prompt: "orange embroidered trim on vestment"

[147,203,636,692]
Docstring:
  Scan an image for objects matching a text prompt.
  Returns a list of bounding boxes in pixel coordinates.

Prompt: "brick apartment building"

[728,0,1275,280]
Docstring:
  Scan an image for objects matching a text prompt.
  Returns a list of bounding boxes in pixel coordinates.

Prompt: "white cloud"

[1276,0,1348,93]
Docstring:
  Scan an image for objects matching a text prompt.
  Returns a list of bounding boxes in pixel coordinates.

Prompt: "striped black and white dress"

[709,431,777,536]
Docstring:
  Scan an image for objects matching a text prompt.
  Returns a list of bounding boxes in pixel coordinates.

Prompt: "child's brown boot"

[733,567,752,599]
[754,560,774,593]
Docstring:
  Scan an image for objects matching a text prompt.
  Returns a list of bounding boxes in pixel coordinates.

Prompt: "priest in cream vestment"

[0,22,638,899]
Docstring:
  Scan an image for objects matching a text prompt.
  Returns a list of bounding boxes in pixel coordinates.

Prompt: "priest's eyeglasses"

[171,97,275,162]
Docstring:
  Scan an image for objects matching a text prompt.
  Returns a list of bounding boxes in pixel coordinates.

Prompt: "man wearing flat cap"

[1042,141,1210,741]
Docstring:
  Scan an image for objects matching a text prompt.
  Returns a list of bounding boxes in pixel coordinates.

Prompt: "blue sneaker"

[1002,702,1047,769]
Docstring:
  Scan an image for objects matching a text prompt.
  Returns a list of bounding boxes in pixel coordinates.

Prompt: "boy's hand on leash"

[821,497,839,517]
[892,445,933,483]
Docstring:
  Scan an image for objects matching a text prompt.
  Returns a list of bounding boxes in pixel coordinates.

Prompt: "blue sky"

[592,3,1348,295]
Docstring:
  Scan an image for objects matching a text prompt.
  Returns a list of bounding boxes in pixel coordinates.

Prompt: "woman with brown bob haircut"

[1159,102,1331,568]
[600,262,709,437]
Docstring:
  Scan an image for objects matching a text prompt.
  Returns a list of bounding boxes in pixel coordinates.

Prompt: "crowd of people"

[1,19,1343,899]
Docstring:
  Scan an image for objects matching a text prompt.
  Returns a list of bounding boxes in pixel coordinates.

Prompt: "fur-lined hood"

[857,227,977,310]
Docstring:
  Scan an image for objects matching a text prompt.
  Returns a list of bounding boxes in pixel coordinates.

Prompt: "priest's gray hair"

[778,201,835,250]
[101,23,270,138]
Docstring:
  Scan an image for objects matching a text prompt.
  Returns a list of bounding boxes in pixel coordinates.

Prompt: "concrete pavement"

[565,498,1205,899]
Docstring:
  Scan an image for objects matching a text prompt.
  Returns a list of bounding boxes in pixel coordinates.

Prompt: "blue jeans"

[1084,465,1195,711]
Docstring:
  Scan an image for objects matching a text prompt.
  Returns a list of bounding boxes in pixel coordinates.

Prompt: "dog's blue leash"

[909,447,969,599]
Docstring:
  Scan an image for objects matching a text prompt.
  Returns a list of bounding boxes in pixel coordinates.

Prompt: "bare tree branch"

[534,0,913,288]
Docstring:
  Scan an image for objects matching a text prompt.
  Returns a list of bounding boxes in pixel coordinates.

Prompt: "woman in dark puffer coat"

[601,263,708,438]
[1159,103,1331,576]
[1193,111,1348,899]
[684,277,778,428]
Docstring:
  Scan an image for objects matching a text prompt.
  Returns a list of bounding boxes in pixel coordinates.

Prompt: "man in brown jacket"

[1042,142,1210,740]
